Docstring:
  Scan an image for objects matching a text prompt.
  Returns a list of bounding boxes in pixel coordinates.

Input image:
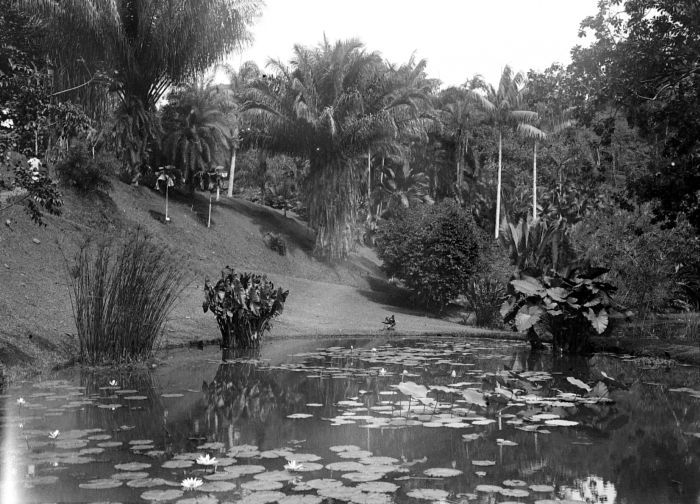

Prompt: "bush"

[571,203,700,312]
[375,201,483,310]
[65,230,186,364]
[263,232,287,256]
[203,267,289,349]
[55,142,115,193]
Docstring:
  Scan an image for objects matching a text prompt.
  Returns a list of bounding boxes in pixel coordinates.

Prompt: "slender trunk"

[532,141,537,221]
[165,183,170,222]
[495,131,502,239]
[367,147,371,213]
[227,148,237,197]
[207,193,212,228]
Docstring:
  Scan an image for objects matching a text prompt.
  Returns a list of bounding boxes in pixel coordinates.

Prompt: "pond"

[1,336,699,504]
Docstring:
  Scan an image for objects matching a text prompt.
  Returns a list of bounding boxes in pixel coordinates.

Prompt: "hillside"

[0,181,486,374]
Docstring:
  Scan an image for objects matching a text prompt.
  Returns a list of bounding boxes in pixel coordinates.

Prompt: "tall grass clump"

[65,231,186,364]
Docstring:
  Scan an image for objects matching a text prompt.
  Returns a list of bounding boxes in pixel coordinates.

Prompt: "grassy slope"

[0,181,490,373]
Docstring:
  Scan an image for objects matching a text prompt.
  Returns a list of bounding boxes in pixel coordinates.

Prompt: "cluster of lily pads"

[1,337,698,504]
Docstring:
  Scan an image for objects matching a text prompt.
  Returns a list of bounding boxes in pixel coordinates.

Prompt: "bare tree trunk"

[532,141,537,221]
[495,131,502,239]
[367,147,371,213]
[227,147,237,198]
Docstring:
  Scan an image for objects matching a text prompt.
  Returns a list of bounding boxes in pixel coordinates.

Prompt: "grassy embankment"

[0,181,497,379]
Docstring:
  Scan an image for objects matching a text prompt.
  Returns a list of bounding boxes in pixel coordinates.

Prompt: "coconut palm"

[469,66,538,238]
[20,0,261,171]
[244,38,429,260]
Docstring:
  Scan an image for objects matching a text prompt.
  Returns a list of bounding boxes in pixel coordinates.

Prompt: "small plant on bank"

[202,267,288,349]
[64,230,186,364]
[263,232,287,256]
[462,277,506,328]
[500,267,627,353]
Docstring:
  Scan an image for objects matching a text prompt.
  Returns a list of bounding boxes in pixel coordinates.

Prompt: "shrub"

[375,201,483,310]
[55,142,115,193]
[65,230,186,364]
[462,277,506,328]
[500,267,626,353]
[571,203,700,312]
[202,267,289,349]
[263,232,287,256]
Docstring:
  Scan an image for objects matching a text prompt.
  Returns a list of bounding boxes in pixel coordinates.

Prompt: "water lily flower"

[16,397,25,406]
[451,370,457,378]
[48,430,60,439]
[371,348,377,352]
[181,477,203,490]
[196,454,218,466]
[27,158,41,171]
[380,368,387,376]
[1,118,14,129]
[284,460,303,472]
[109,380,118,387]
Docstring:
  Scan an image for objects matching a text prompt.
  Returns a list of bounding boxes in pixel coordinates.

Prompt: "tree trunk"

[495,131,502,239]
[367,147,371,208]
[532,141,537,221]
[227,147,237,197]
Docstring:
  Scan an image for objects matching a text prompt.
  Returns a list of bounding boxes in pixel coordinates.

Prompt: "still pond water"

[1,336,699,504]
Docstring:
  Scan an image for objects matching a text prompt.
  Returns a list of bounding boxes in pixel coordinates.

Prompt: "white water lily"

[379,368,387,376]
[284,459,303,471]
[27,158,41,171]
[181,477,203,490]
[109,379,118,387]
[451,370,457,378]
[48,430,60,439]
[196,454,218,466]
[1,118,14,129]
[16,397,25,405]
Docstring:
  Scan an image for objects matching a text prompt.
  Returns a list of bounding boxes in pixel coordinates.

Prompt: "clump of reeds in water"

[66,230,186,364]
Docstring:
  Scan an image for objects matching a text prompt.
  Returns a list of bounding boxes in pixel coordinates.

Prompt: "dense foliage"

[375,201,483,309]
[55,142,115,193]
[203,267,289,349]
[501,267,625,353]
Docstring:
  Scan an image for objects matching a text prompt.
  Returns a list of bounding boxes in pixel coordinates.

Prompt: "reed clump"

[66,230,186,364]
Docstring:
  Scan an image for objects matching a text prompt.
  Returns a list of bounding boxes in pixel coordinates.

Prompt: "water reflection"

[0,337,698,504]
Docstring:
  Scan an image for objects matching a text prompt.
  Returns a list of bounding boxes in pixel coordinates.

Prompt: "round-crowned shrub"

[55,142,115,193]
[375,201,483,310]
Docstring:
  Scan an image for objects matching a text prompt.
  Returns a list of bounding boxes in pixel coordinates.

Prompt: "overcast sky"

[219,0,600,88]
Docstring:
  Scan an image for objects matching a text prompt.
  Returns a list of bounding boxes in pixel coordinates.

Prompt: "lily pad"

[199,481,237,492]
[423,467,462,477]
[471,460,496,466]
[530,484,555,492]
[115,462,151,471]
[405,488,449,500]
[279,496,323,504]
[475,484,503,493]
[342,472,383,482]
[127,478,173,488]
[141,489,184,501]
[111,471,149,480]
[305,479,343,490]
[356,482,399,493]
[162,460,194,469]
[79,479,123,490]
[241,480,284,491]
[238,492,286,504]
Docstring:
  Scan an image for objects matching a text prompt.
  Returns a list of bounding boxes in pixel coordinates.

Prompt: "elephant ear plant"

[203,267,289,349]
[500,267,627,353]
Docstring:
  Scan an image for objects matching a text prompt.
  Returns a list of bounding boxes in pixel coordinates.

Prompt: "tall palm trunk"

[532,141,537,221]
[495,131,502,239]
[367,147,371,213]
[227,146,237,197]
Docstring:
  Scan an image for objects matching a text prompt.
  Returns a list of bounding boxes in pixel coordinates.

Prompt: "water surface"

[1,336,698,503]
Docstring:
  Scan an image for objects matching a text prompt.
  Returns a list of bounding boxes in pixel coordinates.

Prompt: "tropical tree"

[244,38,429,260]
[161,83,232,191]
[469,66,538,238]
[20,0,261,174]
[379,159,433,217]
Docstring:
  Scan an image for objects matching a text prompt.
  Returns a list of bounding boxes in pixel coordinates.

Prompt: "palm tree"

[220,61,261,197]
[21,0,260,172]
[162,86,231,191]
[469,66,538,238]
[244,38,429,260]
[518,105,575,220]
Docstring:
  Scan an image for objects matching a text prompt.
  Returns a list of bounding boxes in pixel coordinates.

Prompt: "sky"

[218,0,600,88]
